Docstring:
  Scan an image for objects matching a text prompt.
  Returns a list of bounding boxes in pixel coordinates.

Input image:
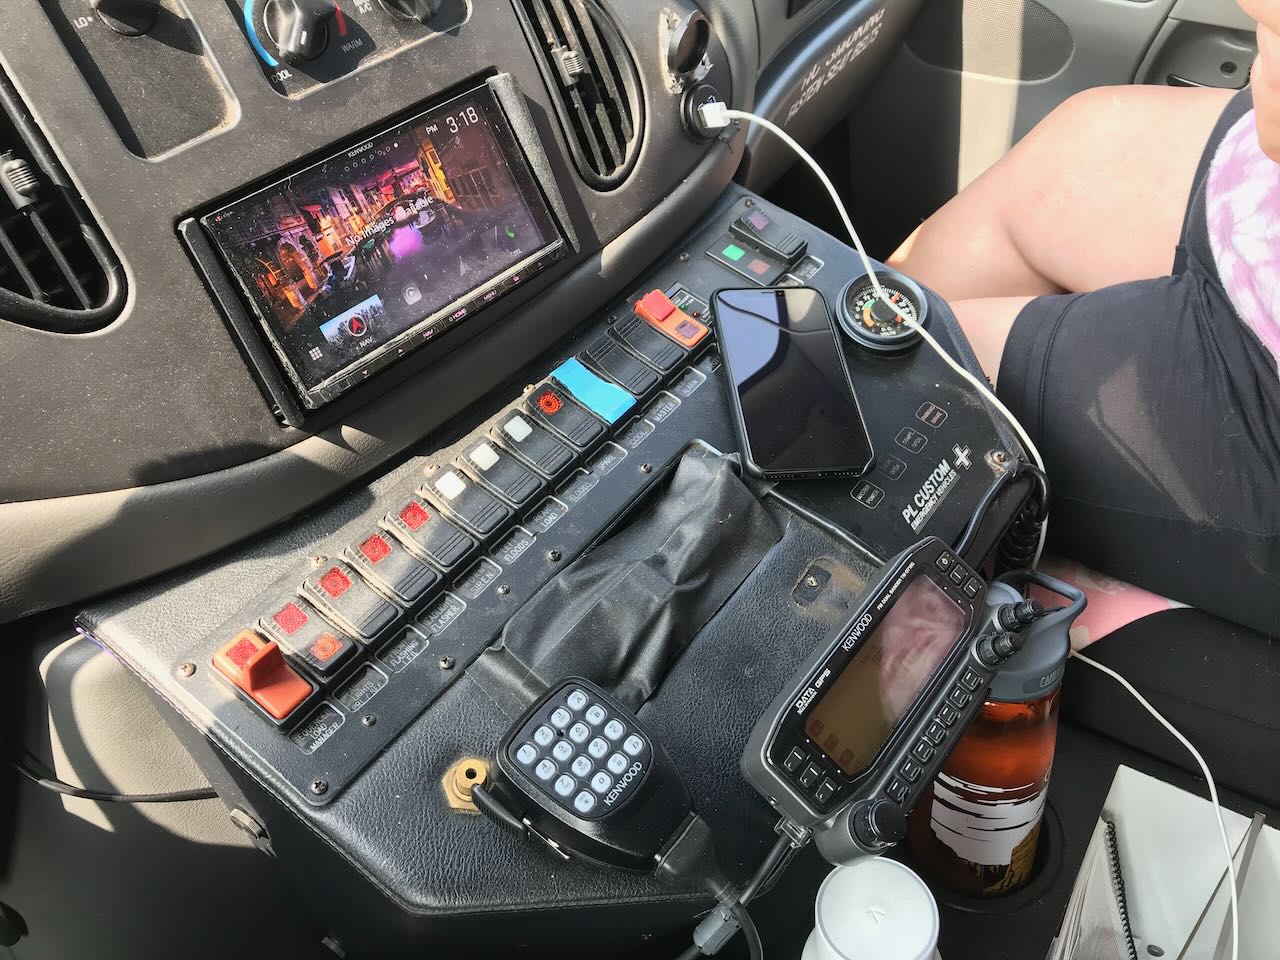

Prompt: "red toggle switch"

[213,629,313,721]
[634,289,709,348]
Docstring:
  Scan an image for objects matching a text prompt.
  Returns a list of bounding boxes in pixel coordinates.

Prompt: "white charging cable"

[1074,652,1239,960]
[698,102,1240,956]
[699,101,1047,567]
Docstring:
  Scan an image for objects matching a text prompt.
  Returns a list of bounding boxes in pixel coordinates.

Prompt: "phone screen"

[713,287,873,477]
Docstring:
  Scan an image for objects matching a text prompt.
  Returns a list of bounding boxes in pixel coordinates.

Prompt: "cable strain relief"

[654,813,731,897]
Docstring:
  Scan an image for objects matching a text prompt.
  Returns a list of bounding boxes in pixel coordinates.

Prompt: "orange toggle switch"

[213,629,313,721]
[634,289,709,349]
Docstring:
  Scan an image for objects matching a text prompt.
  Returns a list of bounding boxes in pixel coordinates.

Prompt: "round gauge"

[837,270,928,354]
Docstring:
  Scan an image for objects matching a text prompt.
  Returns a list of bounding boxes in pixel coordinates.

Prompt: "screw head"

[546,548,562,562]
[992,450,1009,464]
[310,779,329,796]
[678,251,690,262]
[745,198,755,207]
[497,584,510,596]
[438,655,455,670]
[805,575,819,588]
[178,662,196,678]
[639,462,653,474]
[361,714,376,727]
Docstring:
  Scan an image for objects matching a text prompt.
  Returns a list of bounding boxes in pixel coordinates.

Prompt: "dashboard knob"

[263,0,334,64]
[377,0,443,22]
[90,0,160,36]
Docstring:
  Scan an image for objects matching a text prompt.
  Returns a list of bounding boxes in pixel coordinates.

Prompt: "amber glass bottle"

[907,688,1060,896]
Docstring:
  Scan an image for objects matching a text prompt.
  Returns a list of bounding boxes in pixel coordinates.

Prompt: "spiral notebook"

[1046,818,1137,960]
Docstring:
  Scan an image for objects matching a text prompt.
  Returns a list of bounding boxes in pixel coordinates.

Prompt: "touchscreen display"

[713,287,873,476]
[805,577,964,776]
[202,85,563,405]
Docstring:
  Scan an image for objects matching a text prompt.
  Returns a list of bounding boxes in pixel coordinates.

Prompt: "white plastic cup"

[801,858,942,960]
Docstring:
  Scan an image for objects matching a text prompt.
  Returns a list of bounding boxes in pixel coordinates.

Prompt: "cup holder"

[905,801,1067,914]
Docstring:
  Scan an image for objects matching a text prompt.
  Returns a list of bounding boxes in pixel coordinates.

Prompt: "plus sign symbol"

[952,444,972,469]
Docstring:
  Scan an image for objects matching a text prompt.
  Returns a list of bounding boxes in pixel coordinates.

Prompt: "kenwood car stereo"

[200,82,565,409]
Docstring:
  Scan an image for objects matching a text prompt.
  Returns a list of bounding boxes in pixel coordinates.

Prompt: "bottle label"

[928,772,1048,869]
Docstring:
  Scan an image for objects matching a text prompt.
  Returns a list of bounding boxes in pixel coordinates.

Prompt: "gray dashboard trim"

[0,132,746,626]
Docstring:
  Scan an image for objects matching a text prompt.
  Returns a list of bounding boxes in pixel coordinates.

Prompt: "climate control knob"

[263,0,334,64]
[377,0,443,22]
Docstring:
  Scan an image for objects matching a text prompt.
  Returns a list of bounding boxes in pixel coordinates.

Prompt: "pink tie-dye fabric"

[1206,109,1280,370]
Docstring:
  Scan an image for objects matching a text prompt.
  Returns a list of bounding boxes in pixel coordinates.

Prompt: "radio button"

[549,707,572,729]
[963,577,982,599]
[947,685,972,710]
[574,791,597,814]
[814,779,837,806]
[422,470,510,538]
[800,762,823,789]
[898,759,922,783]
[606,753,629,775]
[571,755,592,778]
[603,719,626,741]
[515,743,537,766]
[590,771,613,794]
[566,688,589,712]
[911,740,935,764]
[884,777,908,804]
[462,441,543,507]
[949,566,968,586]
[533,725,555,747]
[960,668,984,692]
[924,722,947,746]
[302,561,397,640]
[385,498,477,572]
[534,759,557,781]
[935,553,956,573]
[623,734,645,757]
[568,722,591,744]
[585,704,607,726]
[587,737,609,759]
[345,530,440,604]
[783,747,806,773]
[495,412,575,478]
[527,383,605,449]
[937,703,961,726]
[554,774,576,798]
[610,315,685,372]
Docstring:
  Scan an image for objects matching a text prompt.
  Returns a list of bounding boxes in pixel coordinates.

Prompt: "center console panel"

[80,189,1034,953]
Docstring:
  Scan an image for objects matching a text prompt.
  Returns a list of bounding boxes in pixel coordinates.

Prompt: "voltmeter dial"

[838,270,928,354]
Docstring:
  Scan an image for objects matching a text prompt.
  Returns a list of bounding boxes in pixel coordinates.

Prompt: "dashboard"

[0,2,1050,956]
[0,0,925,624]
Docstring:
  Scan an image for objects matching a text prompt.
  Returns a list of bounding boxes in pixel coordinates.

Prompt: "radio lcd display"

[201,84,564,408]
[804,576,964,776]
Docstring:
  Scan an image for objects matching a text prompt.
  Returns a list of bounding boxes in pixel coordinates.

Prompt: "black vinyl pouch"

[471,451,783,713]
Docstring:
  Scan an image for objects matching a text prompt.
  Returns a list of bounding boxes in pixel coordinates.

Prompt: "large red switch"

[212,629,313,721]
[633,289,709,348]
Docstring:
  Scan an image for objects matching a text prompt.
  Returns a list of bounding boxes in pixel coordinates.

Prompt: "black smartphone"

[712,286,874,480]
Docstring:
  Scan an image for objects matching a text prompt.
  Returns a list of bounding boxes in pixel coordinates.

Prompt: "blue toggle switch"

[550,358,637,425]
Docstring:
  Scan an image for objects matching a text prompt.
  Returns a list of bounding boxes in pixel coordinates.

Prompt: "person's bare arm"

[1239,0,1280,161]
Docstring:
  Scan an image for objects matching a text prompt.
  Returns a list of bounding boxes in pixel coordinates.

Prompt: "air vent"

[0,67,124,333]
[514,0,644,189]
